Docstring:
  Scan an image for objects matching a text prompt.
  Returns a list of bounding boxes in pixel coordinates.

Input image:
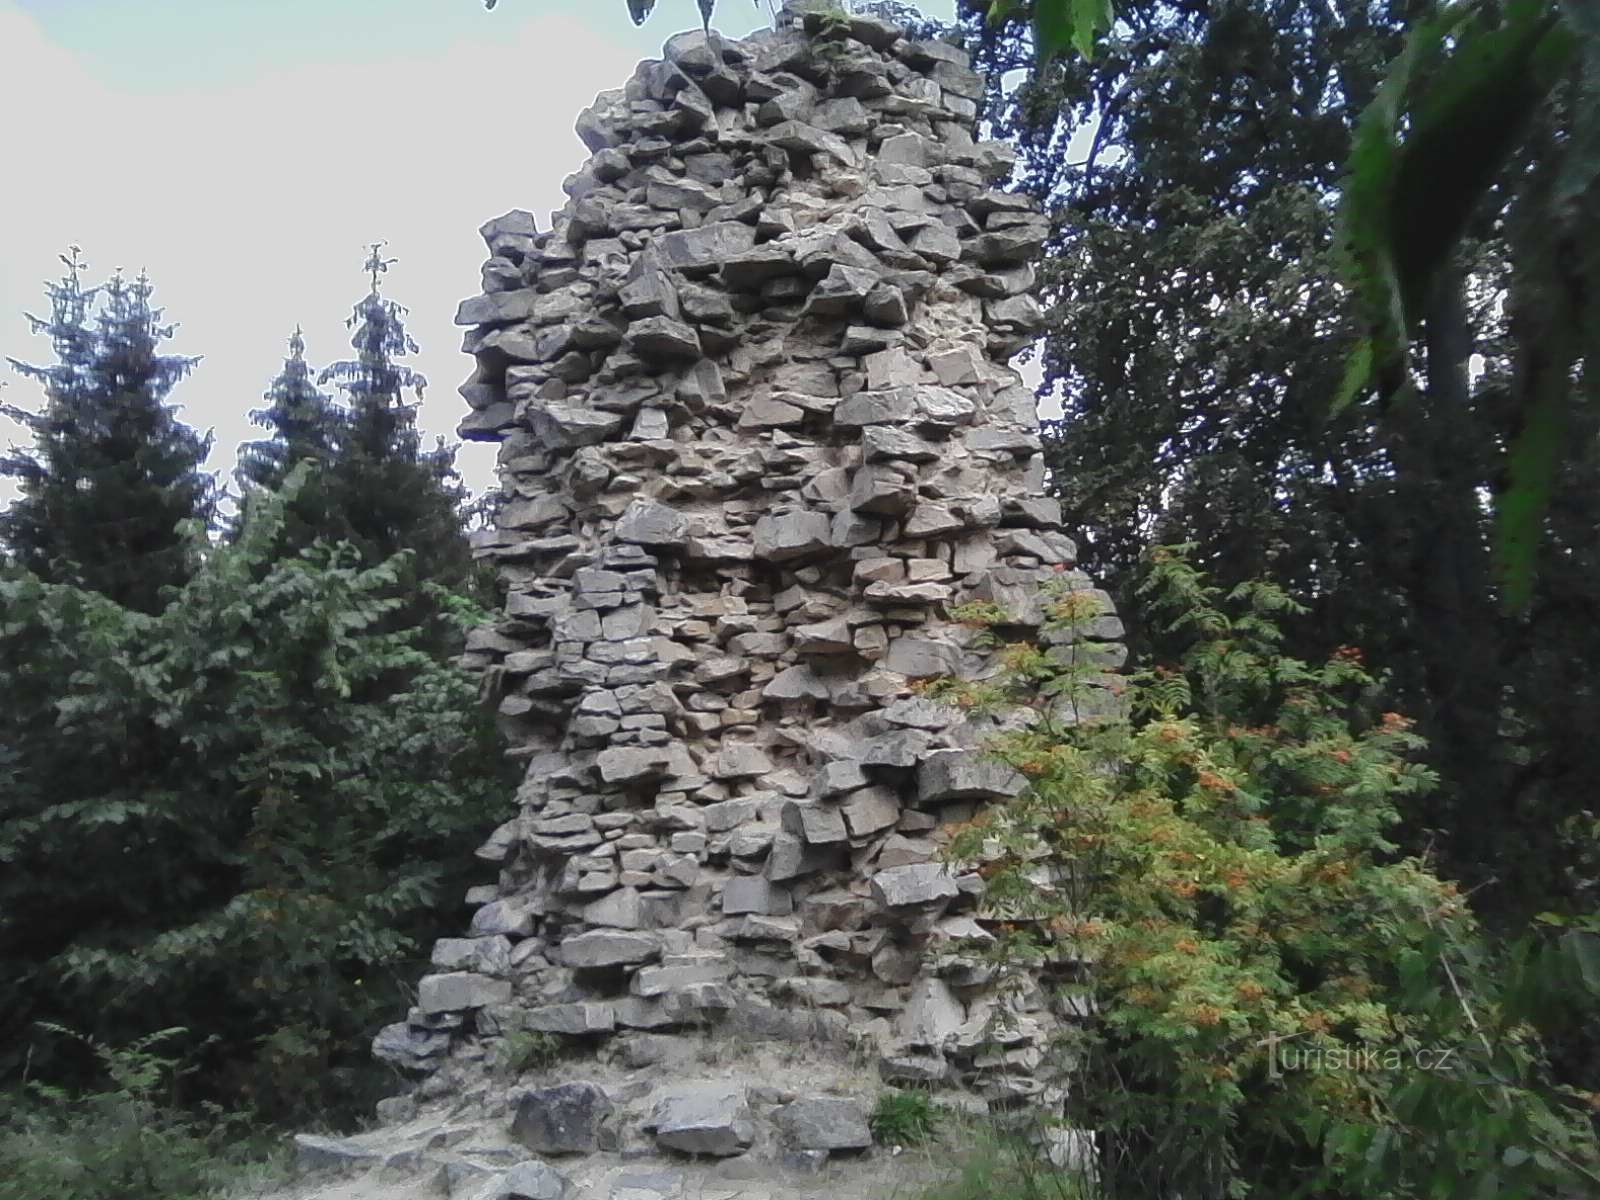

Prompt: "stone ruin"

[359,2,1124,1189]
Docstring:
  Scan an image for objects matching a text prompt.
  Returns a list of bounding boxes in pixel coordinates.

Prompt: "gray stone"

[722,876,794,916]
[848,464,917,515]
[657,222,758,273]
[835,387,915,426]
[528,404,624,450]
[615,500,688,546]
[911,223,962,265]
[896,978,965,1049]
[292,1133,382,1174]
[524,1003,615,1035]
[862,423,940,463]
[628,316,702,361]
[841,787,901,837]
[582,886,644,929]
[597,746,670,784]
[917,749,1027,803]
[556,930,661,968]
[764,664,831,701]
[432,935,513,975]
[501,1159,574,1200]
[766,120,857,167]
[753,509,832,562]
[776,1096,872,1151]
[714,743,773,779]
[722,244,800,290]
[511,1082,616,1155]
[417,972,513,1014]
[371,1021,449,1069]
[884,635,962,678]
[781,800,848,845]
[871,863,960,908]
[649,1086,756,1157]
[802,264,880,316]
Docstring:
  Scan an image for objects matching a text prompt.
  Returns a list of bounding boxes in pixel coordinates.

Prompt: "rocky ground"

[237,1047,987,1200]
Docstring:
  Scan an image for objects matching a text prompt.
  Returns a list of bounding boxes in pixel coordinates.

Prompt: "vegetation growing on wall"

[936,552,1600,1199]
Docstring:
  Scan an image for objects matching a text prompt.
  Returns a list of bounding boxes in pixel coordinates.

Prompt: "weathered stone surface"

[292,1133,382,1174]
[722,876,794,916]
[524,1003,615,1035]
[511,1082,616,1155]
[416,972,512,1014]
[615,500,689,546]
[628,316,702,361]
[777,1096,873,1151]
[648,1086,756,1157]
[502,1159,575,1200]
[556,931,661,968]
[394,7,1127,1132]
[871,863,960,908]
[657,222,757,272]
[753,509,832,562]
[371,1021,449,1069]
[917,750,1027,803]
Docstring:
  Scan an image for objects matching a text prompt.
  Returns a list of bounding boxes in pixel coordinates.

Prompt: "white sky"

[0,2,800,505]
[0,1,993,513]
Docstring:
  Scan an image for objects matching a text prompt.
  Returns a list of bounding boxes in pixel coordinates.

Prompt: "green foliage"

[919,1129,1089,1200]
[985,0,1111,63]
[941,551,1600,1199]
[1331,0,1595,607]
[965,0,1600,927]
[238,327,336,495]
[495,1030,567,1076]
[0,470,515,1122]
[870,1089,941,1145]
[314,247,474,607]
[0,1026,282,1200]
[1,249,218,614]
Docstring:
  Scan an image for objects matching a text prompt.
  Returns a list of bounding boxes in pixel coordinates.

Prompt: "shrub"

[871,1088,941,1146]
[936,549,1600,1199]
[496,1030,566,1076]
[0,1026,281,1200]
[0,472,516,1125]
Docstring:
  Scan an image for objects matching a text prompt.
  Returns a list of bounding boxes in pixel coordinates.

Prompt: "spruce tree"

[318,244,471,596]
[237,326,338,494]
[233,326,340,547]
[1,250,217,614]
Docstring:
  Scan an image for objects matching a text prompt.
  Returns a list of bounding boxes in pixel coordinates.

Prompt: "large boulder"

[648,1086,756,1157]
[511,1082,616,1155]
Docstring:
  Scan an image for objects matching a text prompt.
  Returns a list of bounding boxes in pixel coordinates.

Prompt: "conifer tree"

[1,249,217,614]
[232,327,340,547]
[237,326,337,494]
[318,244,471,596]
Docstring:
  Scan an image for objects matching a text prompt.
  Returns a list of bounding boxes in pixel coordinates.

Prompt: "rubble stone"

[379,3,1125,1157]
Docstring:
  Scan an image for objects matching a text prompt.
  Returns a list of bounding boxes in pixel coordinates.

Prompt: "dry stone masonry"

[367,2,1123,1186]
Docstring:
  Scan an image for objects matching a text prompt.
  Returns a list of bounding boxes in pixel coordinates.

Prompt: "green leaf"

[1563,930,1600,992]
[1033,0,1077,64]
[698,0,715,31]
[1390,1,1575,324]
[1030,0,1113,64]
[1072,0,1114,58]
[627,0,657,25]
[986,0,1026,27]
[1335,0,1575,408]
[1331,336,1376,414]
[1495,373,1566,610]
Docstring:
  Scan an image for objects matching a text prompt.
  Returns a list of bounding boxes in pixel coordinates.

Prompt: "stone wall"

[372,0,1124,1168]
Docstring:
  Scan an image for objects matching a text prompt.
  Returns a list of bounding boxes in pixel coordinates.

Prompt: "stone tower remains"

[367,0,1123,1178]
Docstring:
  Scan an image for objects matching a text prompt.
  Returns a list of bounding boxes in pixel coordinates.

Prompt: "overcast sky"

[0,0,964,509]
